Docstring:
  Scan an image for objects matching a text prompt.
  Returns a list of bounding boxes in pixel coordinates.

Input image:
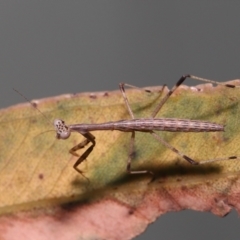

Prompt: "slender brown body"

[69,118,224,133]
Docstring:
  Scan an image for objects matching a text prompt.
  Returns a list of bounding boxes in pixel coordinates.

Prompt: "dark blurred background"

[0,2,240,239]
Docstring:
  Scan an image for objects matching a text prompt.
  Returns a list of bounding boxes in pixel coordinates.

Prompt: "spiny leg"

[69,132,96,180]
[126,131,155,181]
[69,138,91,157]
[150,131,240,165]
[151,74,240,118]
[119,83,166,119]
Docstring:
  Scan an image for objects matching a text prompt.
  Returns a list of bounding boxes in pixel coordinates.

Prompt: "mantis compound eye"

[54,119,71,139]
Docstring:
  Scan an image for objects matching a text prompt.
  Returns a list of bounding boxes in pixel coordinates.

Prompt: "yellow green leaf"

[1,81,240,239]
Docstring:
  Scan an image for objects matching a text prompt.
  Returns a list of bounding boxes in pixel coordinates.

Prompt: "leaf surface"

[1,81,240,240]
